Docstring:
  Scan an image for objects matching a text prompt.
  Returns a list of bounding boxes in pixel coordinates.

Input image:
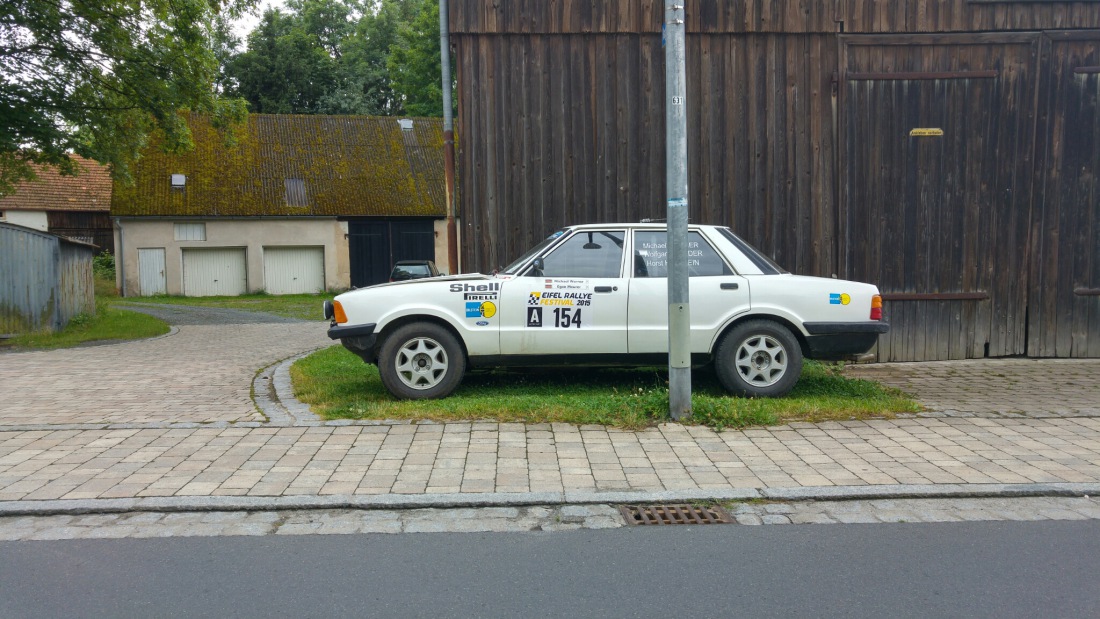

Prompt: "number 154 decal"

[527,306,586,329]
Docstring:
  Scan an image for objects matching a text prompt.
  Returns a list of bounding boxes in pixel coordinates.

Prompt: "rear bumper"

[802,322,889,360]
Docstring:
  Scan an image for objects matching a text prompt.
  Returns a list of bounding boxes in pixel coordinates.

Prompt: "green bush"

[93,251,116,280]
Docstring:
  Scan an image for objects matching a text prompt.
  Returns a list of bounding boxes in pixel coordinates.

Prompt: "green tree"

[227,7,341,113]
[324,0,423,115]
[387,0,446,117]
[0,0,252,195]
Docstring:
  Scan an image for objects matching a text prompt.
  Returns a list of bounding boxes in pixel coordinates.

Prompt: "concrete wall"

[0,210,48,232]
[114,218,351,297]
[433,218,459,275]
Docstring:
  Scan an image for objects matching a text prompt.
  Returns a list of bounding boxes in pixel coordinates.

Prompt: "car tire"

[377,322,466,399]
[715,320,803,398]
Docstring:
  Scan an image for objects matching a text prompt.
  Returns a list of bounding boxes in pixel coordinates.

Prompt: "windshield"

[501,230,566,274]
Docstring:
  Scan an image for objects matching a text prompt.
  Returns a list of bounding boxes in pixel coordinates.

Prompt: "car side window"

[529,230,625,278]
[633,231,733,278]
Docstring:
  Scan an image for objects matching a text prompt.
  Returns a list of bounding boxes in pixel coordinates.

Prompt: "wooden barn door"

[839,35,1040,361]
[1029,32,1100,358]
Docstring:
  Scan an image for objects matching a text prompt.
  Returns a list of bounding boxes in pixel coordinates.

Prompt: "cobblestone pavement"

[2,497,1097,540]
[2,304,1099,518]
[0,304,329,426]
[844,359,1100,418]
[2,419,1099,502]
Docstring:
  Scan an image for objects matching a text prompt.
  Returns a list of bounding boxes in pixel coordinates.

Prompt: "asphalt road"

[3,520,1098,618]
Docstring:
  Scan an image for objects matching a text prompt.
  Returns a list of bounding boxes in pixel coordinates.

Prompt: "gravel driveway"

[0,304,331,426]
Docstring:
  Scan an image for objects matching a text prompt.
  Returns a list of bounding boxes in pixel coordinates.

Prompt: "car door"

[627,229,751,353]
[499,229,629,355]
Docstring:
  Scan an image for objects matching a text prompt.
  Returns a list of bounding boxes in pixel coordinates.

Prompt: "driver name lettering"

[639,240,704,268]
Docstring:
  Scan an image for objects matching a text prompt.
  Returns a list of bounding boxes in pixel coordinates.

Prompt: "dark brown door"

[840,35,1040,361]
[1029,32,1100,358]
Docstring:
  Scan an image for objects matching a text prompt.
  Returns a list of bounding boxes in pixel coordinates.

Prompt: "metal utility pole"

[664,1,691,420]
[440,0,459,275]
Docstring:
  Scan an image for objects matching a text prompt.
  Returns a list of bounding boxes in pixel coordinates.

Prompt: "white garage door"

[263,246,325,295]
[182,248,247,297]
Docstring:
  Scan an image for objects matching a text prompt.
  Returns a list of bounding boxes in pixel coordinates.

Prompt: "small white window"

[174,222,206,241]
[170,174,186,188]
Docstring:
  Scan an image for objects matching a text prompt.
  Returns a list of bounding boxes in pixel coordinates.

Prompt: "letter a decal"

[526,307,543,328]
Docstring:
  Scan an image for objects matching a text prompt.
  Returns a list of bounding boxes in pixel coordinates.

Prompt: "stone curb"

[3,483,1096,517]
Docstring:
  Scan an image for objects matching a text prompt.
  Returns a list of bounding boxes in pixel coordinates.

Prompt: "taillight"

[870,295,883,321]
[333,301,348,324]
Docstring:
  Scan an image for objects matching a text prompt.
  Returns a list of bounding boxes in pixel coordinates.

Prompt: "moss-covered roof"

[0,156,111,213]
[111,114,446,218]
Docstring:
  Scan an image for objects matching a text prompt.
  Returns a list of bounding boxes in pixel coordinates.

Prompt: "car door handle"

[595,286,617,293]
[721,283,739,290]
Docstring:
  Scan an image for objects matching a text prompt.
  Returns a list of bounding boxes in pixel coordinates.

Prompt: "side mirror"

[530,257,545,276]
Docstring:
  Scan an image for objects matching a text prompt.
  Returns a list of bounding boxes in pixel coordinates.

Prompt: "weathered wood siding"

[450,0,1100,34]
[450,1,1100,360]
[839,34,1039,361]
[455,33,837,274]
[1029,31,1100,358]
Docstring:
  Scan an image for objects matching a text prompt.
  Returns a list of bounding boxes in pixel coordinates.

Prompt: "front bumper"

[802,321,890,360]
[327,322,377,340]
[327,323,379,364]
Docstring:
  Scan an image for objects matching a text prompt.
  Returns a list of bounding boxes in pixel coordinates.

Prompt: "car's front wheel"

[377,322,466,399]
[715,320,803,397]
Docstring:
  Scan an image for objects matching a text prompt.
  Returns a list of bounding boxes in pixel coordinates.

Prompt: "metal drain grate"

[619,504,733,526]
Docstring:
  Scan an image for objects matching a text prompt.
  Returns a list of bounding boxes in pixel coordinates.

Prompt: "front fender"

[374,305,500,356]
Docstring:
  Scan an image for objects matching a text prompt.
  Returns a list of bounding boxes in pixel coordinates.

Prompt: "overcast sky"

[232,0,286,40]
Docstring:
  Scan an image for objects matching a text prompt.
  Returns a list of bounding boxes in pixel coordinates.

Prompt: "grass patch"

[2,276,170,350]
[117,291,333,321]
[291,345,920,430]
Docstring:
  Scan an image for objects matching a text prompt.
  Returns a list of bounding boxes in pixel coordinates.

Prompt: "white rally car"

[324,223,888,400]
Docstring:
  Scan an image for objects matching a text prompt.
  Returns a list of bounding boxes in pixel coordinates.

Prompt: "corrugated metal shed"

[111,114,447,218]
[0,223,95,335]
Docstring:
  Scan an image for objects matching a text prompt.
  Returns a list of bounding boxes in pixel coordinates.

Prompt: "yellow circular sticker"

[480,301,497,318]
[840,293,851,306]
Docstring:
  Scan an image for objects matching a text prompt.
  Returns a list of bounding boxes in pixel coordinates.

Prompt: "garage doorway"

[347,219,436,288]
[182,247,247,296]
[263,246,325,294]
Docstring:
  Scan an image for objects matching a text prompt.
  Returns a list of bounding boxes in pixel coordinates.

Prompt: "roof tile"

[0,157,112,213]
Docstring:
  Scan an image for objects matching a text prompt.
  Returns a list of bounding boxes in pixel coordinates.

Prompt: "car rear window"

[717,229,787,275]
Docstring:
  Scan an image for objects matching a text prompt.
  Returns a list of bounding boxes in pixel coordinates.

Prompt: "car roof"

[564,222,722,231]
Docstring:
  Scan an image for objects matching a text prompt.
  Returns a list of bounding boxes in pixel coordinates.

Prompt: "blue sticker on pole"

[668,197,687,209]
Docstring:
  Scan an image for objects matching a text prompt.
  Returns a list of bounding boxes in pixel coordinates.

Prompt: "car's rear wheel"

[377,322,466,399]
[715,320,802,397]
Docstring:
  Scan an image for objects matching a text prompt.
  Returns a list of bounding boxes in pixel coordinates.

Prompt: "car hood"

[359,273,490,290]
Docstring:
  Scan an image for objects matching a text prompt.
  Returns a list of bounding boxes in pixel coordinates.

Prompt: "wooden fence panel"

[840,34,1039,361]
[1029,32,1100,358]
[454,33,838,275]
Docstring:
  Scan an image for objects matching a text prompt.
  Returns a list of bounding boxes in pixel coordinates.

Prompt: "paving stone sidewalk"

[2,418,1099,503]
[844,358,1100,417]
[0,305,328,425]
[2,304,1099,512]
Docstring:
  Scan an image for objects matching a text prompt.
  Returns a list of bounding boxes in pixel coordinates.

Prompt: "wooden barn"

[446,0,1100,361]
